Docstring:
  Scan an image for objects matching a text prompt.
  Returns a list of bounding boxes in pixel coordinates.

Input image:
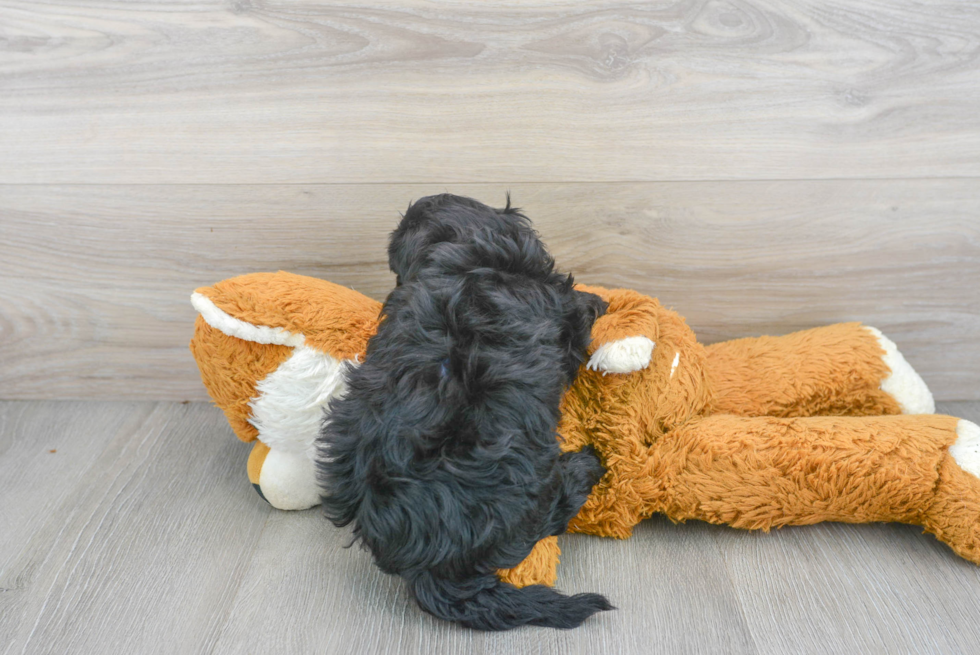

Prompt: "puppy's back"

[319,195,610,630]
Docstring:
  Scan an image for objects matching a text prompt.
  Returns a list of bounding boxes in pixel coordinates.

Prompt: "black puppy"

[317,194,612,630]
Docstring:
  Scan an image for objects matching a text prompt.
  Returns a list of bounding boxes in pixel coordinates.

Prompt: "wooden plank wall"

[1,1,978,401]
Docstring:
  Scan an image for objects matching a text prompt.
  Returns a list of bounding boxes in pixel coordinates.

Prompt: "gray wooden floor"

[3,399,980,654]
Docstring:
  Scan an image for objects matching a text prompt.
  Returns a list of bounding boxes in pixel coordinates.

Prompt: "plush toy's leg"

[246,440,321,510]
[645,414,980,564]
[247,441,270,501]
[930,419,980,563]
[704,323,934,418]
[243,344,352,510]
[496,536,561,588]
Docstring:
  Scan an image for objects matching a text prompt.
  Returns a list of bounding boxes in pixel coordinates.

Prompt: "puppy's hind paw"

[586,336,655,375]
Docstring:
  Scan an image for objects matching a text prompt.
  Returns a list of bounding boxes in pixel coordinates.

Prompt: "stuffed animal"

[189,271,980,587]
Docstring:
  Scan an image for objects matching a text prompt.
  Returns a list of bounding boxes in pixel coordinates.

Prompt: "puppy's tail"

[410,571,613,631]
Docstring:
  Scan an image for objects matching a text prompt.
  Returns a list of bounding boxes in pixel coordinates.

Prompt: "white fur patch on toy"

[587,336,655,375]
[249,345,351,455]
[670,352,680,378]
[950,420,980,480]
[259,447,321,510]
[864,326,935,414]
[191,292,305,347]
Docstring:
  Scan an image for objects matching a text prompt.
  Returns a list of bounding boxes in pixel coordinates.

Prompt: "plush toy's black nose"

[252,483,269,503]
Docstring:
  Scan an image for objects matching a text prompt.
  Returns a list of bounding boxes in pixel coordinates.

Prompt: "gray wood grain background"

[2,0,979,184]
[1,182,977,400]
[0,0,978,403]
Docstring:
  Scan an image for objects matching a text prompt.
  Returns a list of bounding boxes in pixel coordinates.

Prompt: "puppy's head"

[319,195,609,630]
[386,194,604,381]
[389,194,540,283]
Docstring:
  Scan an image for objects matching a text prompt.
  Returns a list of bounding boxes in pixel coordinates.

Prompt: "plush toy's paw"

[248,442,321,510]
[586,336,655,375]
[864,327,935,414]
[950,419,980,479]
[497,536,561,588]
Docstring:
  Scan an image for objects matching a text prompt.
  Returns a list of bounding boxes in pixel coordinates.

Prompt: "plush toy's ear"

[574,284,662,353]
[496,536,561,588]
[192,271,382,361]
[189,271,383,443]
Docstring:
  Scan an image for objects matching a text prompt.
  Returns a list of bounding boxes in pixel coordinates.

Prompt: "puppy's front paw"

[562,446,607,494]
[548,447,607,536]
[586,336,655,375]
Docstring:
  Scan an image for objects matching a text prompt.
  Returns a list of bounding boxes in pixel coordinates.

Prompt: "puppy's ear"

[574,289,608,323]
[388,195,457,281]
[559,286,607,382]
[388,199,428,279]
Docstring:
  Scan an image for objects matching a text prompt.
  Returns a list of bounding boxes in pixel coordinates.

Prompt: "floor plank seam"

[1,175,980,187]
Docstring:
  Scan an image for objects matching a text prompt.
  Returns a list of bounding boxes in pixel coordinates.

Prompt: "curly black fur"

[317,194,611,630]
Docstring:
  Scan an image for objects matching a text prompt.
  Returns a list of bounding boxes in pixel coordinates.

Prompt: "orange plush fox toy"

[190,271,980,588]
